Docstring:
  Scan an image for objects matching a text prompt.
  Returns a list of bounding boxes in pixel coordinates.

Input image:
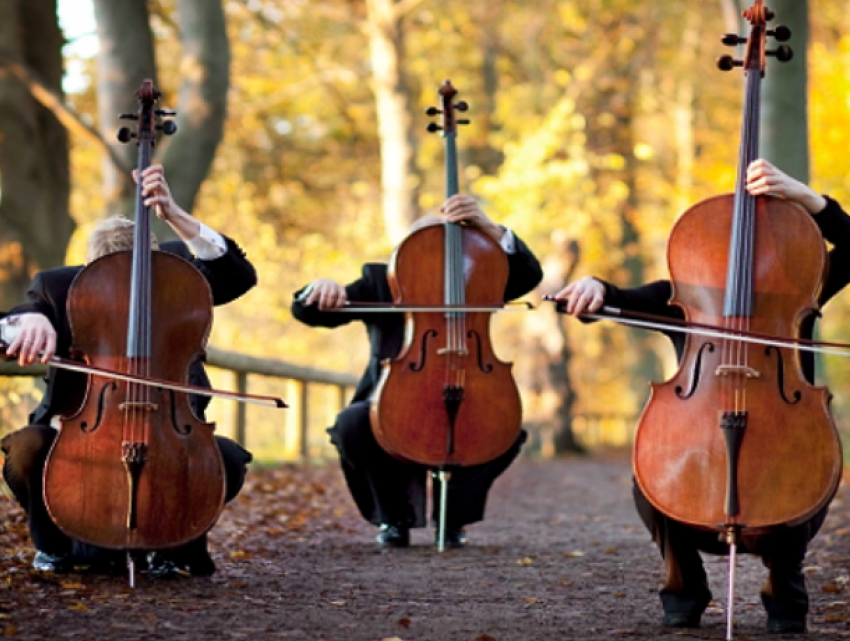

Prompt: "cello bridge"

[715,365,760,379]
[118,401,159,412]
[436,347,469,356]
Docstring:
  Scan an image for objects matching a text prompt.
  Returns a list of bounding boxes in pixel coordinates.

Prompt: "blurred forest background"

[1,0,849,463]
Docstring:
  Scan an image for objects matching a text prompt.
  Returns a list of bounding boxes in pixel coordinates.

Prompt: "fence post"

[299,380,309,459]
[233,371,248,447]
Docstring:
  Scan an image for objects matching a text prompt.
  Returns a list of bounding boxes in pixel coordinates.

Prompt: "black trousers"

[633,481,828,622]
[329,401,526,529]
[1,425,252,564]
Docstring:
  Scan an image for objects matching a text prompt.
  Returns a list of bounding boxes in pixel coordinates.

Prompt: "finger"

[318,288,334,311]
[552,285,572,301]
[304,288,320,307]
[587,290,604,313]
[565,289,583,315]
[42,331,56,363]
[7,333,24,356]
[19,337,36,366]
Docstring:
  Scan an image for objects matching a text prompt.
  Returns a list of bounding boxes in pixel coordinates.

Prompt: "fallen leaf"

[60,581,85,590]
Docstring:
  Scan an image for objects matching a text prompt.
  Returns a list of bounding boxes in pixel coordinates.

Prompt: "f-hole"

[765,346,802,405]
[409,329,438,372]
[467,330,493,373]
[80,381,118,433]
[675,342,715,399]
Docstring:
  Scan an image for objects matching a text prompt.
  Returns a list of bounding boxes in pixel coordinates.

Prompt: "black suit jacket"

[9,236,256,425]
[292,232,543,404]
[596,196,850,383]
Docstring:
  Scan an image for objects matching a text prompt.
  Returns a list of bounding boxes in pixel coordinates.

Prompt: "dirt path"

[1,451,848,640]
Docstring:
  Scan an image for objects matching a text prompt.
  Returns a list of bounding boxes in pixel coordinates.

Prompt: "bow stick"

[0,342,286,408]
[542,295,850,358]
[333,301,534,313]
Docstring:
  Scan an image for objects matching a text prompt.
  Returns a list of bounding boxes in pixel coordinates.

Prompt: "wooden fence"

[0,346,358,459]
[0,349,638,458]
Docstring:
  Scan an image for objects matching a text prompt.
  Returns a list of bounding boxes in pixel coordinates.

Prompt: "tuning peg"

[767,45,793,62]
[116,127,135,143]
[155,109,176,117]
[425,107,441,116]
[717,55,743,71]
[721,34,746,46]
[157,120,178,135]
[118,113,139,120]
[426,123,442,133]
[455,101,469,112]
[457,119,470,126]
[769,25,791,41]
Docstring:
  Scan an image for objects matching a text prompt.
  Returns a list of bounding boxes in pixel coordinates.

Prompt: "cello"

[42,81,227,583]
[369,80,523,548]
[630,3,842,637]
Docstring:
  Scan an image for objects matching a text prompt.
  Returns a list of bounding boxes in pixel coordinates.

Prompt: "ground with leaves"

[1,450,848,641]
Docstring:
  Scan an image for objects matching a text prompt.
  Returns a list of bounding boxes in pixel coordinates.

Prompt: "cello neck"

[430,79,471,310]
[443,122,464,308]
[126,81,160,361]
[724,2,770,318]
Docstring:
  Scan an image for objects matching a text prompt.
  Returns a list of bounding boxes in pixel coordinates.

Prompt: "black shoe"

[32,551,74,573]
[144,552,190,579]
[376,524,409,548]
[662,612,701,629]
[435,528,467,549]
[767,618,806,634]
[185,550,216,577]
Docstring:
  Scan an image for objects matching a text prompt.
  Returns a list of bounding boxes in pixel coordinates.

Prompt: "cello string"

[741,67,762,413]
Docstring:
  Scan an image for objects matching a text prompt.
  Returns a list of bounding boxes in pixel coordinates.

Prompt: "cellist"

[291,194,542,548]
[553,158,850,634]
[1,164,256,578]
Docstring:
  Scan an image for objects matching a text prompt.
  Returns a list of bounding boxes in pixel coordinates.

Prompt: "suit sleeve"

[291,263,387,328]
[163,235,257,306]
[598,279,680,320]
[812,197,850,306]
[504,235,544,301]
[7,273,57,323]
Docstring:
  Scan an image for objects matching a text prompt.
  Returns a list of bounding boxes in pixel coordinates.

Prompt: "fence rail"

[0,347,358,457]
[0,351,638,458]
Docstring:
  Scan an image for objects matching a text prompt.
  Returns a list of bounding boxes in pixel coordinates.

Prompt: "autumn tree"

[0,0,71,307]
[93,0,230,240]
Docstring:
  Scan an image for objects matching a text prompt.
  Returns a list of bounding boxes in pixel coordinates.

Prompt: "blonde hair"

[407,213,444,236]
[86,215,158,262]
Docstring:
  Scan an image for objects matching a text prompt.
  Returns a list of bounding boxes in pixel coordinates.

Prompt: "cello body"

[632,2,842,538]
[42,81,226,551]
[633,194,843,531]
[370,223,522,467]
[370,80,522,469]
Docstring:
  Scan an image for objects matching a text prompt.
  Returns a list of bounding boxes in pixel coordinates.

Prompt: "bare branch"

[0,49,133,176]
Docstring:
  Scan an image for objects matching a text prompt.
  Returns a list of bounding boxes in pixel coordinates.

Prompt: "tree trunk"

[160,0,230,220]
[0,0,71,307]
[760,0,808,181]
[365,0,420,245]
[549,239,585,454]
[92,0,156,224]
[93,0,230,240]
